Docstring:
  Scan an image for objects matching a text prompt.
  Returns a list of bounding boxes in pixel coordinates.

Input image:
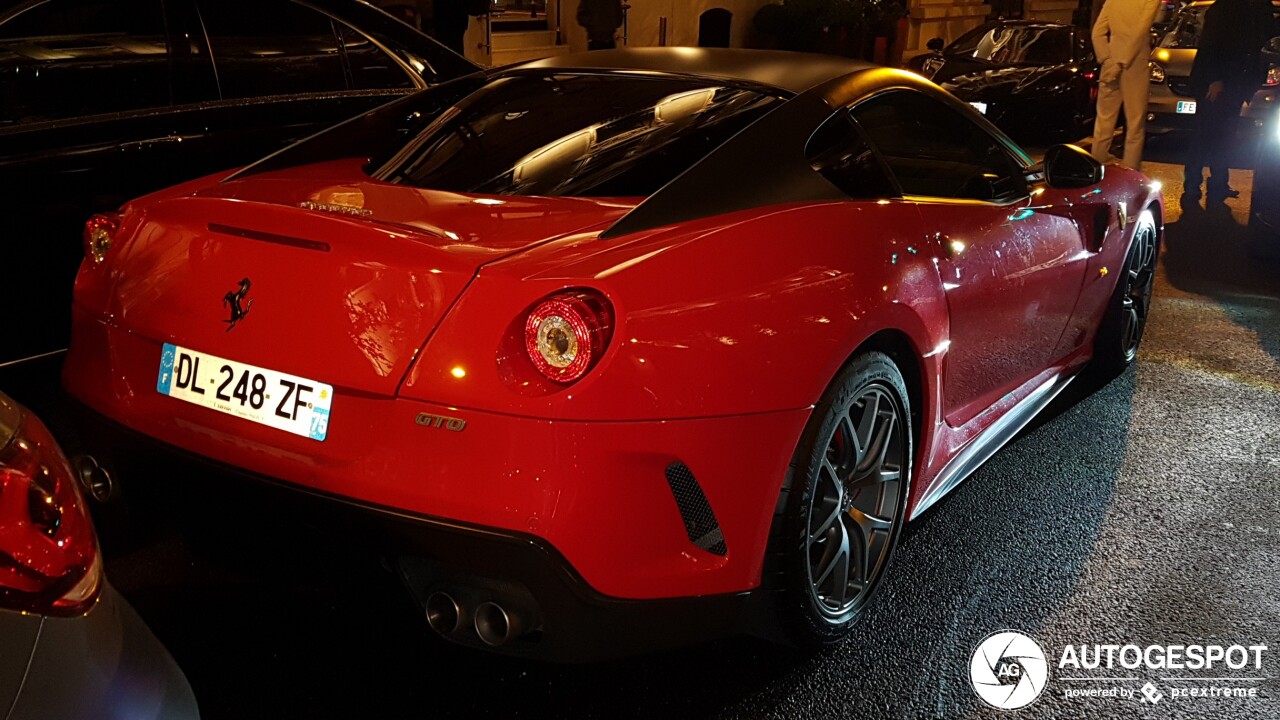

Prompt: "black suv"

[0,0,479,393]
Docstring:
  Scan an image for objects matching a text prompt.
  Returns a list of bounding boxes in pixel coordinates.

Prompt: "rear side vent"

[664,462,727,556]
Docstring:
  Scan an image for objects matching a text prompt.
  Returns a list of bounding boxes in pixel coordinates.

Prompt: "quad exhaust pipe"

[473,601,525,647]
[425,592,462,635]
[423,591,534,647]
[73,455,115,503]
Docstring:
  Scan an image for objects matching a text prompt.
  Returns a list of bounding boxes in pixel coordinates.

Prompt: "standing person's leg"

[1092,65,1124,164]
[1205,97,1239,201]
[1183,99,1210,202]
[1119,60,1151,170]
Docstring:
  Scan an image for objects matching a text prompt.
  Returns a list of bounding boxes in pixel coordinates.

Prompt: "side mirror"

[1044,144,1104,188]
[927,37,945,53]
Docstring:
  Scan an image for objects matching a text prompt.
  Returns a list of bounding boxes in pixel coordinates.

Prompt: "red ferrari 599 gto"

[64,49,1162,660]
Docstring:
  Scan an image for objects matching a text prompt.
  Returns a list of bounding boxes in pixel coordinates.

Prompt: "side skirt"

[908,371,1077,521]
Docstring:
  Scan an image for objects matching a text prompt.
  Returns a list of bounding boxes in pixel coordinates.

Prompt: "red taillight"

[523,291,614,384]
[0,398,100,616]
[1266,66,1280,87]
[82,213,121,265]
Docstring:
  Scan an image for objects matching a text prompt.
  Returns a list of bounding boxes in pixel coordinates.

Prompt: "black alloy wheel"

[805,382,906,617]
[1119,217,1159,362]
[1094,210,1159,376]
[769,352,911,645]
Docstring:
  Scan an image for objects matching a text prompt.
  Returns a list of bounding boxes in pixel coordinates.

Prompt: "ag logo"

[970,631,1049,710]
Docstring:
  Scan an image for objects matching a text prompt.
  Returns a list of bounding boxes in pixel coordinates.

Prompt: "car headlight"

[1149,61,1166,84]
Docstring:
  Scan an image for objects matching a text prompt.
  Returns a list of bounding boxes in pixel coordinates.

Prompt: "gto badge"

[298,200,373,217]
[415,413,467,432]
[223,277,254,331]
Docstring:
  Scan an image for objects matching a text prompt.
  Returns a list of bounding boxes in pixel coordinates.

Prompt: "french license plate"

[1177,101,1197,114]
[156,343,332,441]
[969,101,989,115]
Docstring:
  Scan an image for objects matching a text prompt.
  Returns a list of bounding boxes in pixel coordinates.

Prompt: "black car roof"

[512,48,876,96]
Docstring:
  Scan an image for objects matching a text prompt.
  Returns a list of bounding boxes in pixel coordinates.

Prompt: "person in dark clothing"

[433,0,473,56]
[577,0,623,50]
[1182,0,1275,208]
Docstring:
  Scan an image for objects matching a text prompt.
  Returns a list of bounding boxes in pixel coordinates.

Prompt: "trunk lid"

[105,160,635,396]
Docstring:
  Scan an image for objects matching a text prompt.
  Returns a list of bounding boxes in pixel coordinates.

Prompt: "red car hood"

[91,159,636,397]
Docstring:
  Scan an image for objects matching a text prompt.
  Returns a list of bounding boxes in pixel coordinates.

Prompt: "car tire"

[1069,107,1095,143]
[765,351,912,647]
[1092,209,1159,378]
[1247,210,1280,259]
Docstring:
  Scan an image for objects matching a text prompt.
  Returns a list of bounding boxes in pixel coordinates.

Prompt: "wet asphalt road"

[38,132,1280,719]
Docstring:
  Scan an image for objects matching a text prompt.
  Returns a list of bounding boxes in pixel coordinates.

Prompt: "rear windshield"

[367,73,784,197]
[947,25,1074,65]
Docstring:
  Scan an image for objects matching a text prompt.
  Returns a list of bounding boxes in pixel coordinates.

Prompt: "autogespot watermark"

[968,631,1270,710]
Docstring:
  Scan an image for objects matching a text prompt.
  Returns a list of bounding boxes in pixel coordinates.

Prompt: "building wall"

[620,0,775,50]
[451,1,1073,68]
[1023,0,1078,24]
[904,0,991,55]
[458,1,775,64]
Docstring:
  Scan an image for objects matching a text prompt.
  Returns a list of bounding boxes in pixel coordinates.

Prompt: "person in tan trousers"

[1091,0,1161,170]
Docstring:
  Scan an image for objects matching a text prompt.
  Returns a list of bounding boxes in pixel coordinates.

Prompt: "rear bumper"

[63,308,804,658]
[69,401,763,661]
[1147,82,1276,128]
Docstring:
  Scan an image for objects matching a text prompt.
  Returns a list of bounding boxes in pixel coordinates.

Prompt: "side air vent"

[664,462,727,556]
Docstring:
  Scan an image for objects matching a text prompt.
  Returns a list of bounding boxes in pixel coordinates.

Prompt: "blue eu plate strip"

[157,343,176,394]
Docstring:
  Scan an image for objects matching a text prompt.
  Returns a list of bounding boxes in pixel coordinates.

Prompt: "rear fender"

[401,199,949,426]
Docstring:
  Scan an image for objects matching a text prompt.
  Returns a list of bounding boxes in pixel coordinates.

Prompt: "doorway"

[698,8,731,48]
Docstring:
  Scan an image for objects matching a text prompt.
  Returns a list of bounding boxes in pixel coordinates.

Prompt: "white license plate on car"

[969,101,988,115]
[156,343,332,441]
[1177,101,1197,114]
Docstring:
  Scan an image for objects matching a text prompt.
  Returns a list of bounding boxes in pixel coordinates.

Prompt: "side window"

[0,0,170,125]
[851,90,1028,202]
[336,24,415,91]
[195,0,348,99]
[805,112,898,200]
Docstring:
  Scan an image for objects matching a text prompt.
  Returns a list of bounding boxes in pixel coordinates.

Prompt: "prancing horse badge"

[223,278,253,331]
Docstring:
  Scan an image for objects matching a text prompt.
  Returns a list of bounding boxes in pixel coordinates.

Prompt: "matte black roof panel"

[511,48,875,95]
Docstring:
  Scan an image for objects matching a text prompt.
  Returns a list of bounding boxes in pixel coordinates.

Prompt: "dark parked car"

[907,21,1099,142]
[0,0,479,398]
[1251,102,1280,256]
[0,390,199,719]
